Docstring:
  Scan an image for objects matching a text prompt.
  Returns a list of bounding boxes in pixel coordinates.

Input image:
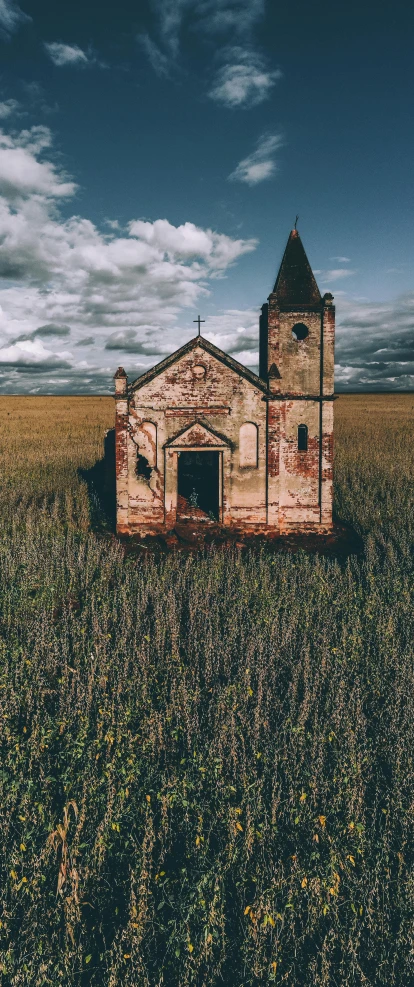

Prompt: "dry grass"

[0,393,413,986]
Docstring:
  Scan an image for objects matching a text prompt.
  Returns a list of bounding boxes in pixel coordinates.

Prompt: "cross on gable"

[193,315,205,336]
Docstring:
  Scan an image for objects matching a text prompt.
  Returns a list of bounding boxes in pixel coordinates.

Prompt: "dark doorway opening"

[177,451,220,521]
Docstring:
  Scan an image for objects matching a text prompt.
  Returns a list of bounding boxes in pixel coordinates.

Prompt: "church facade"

[114,227,335,536]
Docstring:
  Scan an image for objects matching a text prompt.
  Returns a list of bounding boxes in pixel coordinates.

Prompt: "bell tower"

[260,227,335,532]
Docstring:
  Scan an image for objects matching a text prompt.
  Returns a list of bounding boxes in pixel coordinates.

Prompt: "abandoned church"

[113,226,335,536]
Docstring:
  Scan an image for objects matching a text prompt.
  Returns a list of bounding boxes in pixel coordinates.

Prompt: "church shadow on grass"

[78,428,117,534]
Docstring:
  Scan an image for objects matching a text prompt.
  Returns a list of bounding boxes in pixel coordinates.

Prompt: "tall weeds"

[0,395,413,986]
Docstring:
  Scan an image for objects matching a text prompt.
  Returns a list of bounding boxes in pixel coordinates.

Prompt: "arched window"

[239,422,258,467]
[292,323,309,341]
[298,424,308,451]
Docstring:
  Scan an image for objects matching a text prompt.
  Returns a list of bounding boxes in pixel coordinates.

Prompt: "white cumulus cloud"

[201,307,259,362]
[0,0,30,39]
[229,133,284,185]
[0,123,259,391]
[209,48,281,108]
[0,98,21,119]
[148,0,265,59]
[44,42,92,67]
[128,218,256,269]
[193,0,265,36]
[141,0,272,101]
[0,127,77,202]
[0,336,72,370]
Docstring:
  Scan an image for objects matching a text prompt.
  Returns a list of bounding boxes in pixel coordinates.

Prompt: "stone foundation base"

[115,519,362,559]
[117,520,333,538]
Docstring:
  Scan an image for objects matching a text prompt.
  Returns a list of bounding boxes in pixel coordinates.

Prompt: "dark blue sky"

[0,0,413,392]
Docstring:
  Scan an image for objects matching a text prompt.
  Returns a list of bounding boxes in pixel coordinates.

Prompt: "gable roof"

[272,229,321,308]
[129,334,267,394]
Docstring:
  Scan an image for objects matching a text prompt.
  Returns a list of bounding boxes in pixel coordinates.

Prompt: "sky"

[0,0,413,394]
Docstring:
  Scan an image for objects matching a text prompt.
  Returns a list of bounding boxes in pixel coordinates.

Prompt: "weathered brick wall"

[267,296,281,385]
[114,267,335,535]
[114,372,129,535]
[279,399,320,510]
[322,300,335,394]
[265,294,335,533]
[120,344,267,532]
[270,304,322,396]
[266,400,280,525]
[320,301,335,529]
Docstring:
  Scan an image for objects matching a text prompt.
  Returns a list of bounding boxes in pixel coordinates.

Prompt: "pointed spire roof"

[273,228,321,307]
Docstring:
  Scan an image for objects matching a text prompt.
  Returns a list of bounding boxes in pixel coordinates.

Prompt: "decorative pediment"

[165,420,231,449]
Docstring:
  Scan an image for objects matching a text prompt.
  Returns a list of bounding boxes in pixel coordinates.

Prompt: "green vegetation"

[0,394,413,986]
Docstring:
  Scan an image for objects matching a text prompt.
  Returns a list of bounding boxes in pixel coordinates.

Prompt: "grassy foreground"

[0,394,413,987]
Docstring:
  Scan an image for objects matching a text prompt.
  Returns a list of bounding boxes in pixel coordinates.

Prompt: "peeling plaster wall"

[277,308,322,395]
[114,379,129,533]
[114,295,335,536]
[279,399,320,509]
[264,294,335,533]
[118,344,267,532]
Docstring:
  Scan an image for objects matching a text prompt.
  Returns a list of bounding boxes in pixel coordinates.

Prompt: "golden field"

[0,393,413,986]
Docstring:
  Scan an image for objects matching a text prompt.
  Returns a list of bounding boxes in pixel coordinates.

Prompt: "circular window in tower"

[292,323,309,341]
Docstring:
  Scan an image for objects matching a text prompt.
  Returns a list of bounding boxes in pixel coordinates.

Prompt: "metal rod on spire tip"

[294,215,299,230]
[193,315,205,337]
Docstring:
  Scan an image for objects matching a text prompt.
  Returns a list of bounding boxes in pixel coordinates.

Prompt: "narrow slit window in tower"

[298,424,308,452]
